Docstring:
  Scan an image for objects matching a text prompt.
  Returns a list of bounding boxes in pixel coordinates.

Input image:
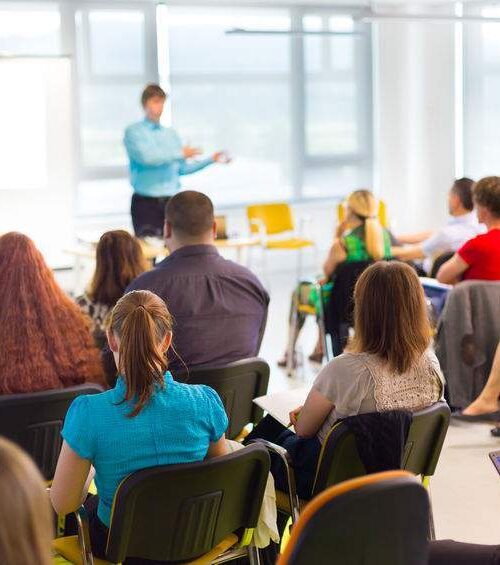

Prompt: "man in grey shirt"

[126,190,269,372]
[392,178,485,273]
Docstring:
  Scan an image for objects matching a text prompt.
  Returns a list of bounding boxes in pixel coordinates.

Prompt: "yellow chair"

[247,203,315,279]
[337,198,388,228]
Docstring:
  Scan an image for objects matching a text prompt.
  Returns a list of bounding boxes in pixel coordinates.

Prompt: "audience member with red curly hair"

[0,232,106,393]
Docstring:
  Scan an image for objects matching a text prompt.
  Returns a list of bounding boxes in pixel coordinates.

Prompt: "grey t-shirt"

[313,350,444,444]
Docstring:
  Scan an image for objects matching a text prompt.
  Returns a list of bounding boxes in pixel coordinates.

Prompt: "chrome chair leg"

[75,505,95,565]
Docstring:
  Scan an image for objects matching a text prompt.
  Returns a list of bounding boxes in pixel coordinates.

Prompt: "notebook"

[253,387,310,427]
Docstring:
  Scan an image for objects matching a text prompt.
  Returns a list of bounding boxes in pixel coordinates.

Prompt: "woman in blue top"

[50,290,228,558]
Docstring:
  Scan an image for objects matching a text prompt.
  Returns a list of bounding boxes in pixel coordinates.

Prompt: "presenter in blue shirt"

[124,84,229,237]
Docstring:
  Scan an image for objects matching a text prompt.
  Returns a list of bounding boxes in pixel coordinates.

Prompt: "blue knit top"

[62,371,228,526]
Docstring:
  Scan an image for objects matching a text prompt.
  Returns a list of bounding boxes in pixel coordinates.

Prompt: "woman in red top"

[437,176,500,284]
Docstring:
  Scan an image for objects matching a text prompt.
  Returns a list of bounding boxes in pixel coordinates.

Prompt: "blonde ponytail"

[109,290,172,417]
[364,217,386,260]
[347,190,386,260]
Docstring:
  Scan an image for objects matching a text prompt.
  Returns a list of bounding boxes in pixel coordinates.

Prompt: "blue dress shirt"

[62,371,228,527]
[123,119,214,198]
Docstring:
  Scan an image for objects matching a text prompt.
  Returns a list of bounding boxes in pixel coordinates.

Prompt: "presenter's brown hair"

[0,232,105,393]
[141,84,167,107]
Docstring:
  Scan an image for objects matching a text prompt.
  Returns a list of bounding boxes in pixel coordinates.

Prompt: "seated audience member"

[76,230,148,348]
[437,176,500,284]
[249,261,444,498]
[323,189,392,275]
[0,437,53,565]
[392,178,484,273]
[279,189,391,366]
[126,190,270,372]
[454,340,500,421]
[0,232,105,393]
[50,290,228,559]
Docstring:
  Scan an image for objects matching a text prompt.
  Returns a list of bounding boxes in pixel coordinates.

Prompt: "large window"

[164,7,293,205]
[75,5,158,176]
[0,2,62,192]
[302,13,372,198]
[161,6,372,207]
[0,2,60,55]
[463,5,500,179]
[0,2,372,215]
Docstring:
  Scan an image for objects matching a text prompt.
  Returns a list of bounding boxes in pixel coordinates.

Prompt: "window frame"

[65,0,159,182]
[59,1,372,215]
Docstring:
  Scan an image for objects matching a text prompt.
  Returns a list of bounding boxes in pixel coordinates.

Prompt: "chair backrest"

[174,358,270,439]
[106,444,270,563]
[247,203,295,235]
[337,199,389,228]
[312,422,366,495]
[324,260,373,355]
[430,251,454,279]
[402,402,451,477]
[0,384,104,480]
[312,403,450,495]
[279,471,429,565]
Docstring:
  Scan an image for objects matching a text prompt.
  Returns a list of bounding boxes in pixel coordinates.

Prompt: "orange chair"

[278,471,429,565]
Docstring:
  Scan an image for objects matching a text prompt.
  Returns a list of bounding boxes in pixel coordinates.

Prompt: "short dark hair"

[473,176,500,218]
[451,177,475,211]
[165,191,214,238]
[141,84,167,107]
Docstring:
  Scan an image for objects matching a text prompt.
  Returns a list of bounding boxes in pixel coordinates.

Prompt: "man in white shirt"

[391,178,485,274]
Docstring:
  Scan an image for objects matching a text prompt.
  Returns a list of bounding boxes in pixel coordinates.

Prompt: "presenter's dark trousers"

[131,193,171,238]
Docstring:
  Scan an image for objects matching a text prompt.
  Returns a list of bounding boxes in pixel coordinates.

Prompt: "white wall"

[0,57,74,266]
[374,5,457,234]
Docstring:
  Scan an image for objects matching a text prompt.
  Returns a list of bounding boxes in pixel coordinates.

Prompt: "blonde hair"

[347,190,385,260]
[0,438,53,565]
[350,262,431,373]
[109,290,173,417]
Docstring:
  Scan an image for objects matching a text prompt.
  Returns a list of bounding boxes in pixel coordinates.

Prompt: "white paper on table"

[253,387,310,427]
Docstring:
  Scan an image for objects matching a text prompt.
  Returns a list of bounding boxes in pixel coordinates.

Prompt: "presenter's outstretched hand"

[183,145,202,159]
[213,151,231,164]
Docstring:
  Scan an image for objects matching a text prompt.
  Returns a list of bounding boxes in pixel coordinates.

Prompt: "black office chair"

[175,358,270,440]
[430,251,455,279]
[324,260,373,356]
[0,384,103,480]
[264,403,450,539]
[278,471,430,565]
[53,444,270,565]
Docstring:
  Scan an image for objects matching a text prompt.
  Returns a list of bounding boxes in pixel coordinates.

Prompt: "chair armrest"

[75,505,95,565]
[248,439,301,524]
